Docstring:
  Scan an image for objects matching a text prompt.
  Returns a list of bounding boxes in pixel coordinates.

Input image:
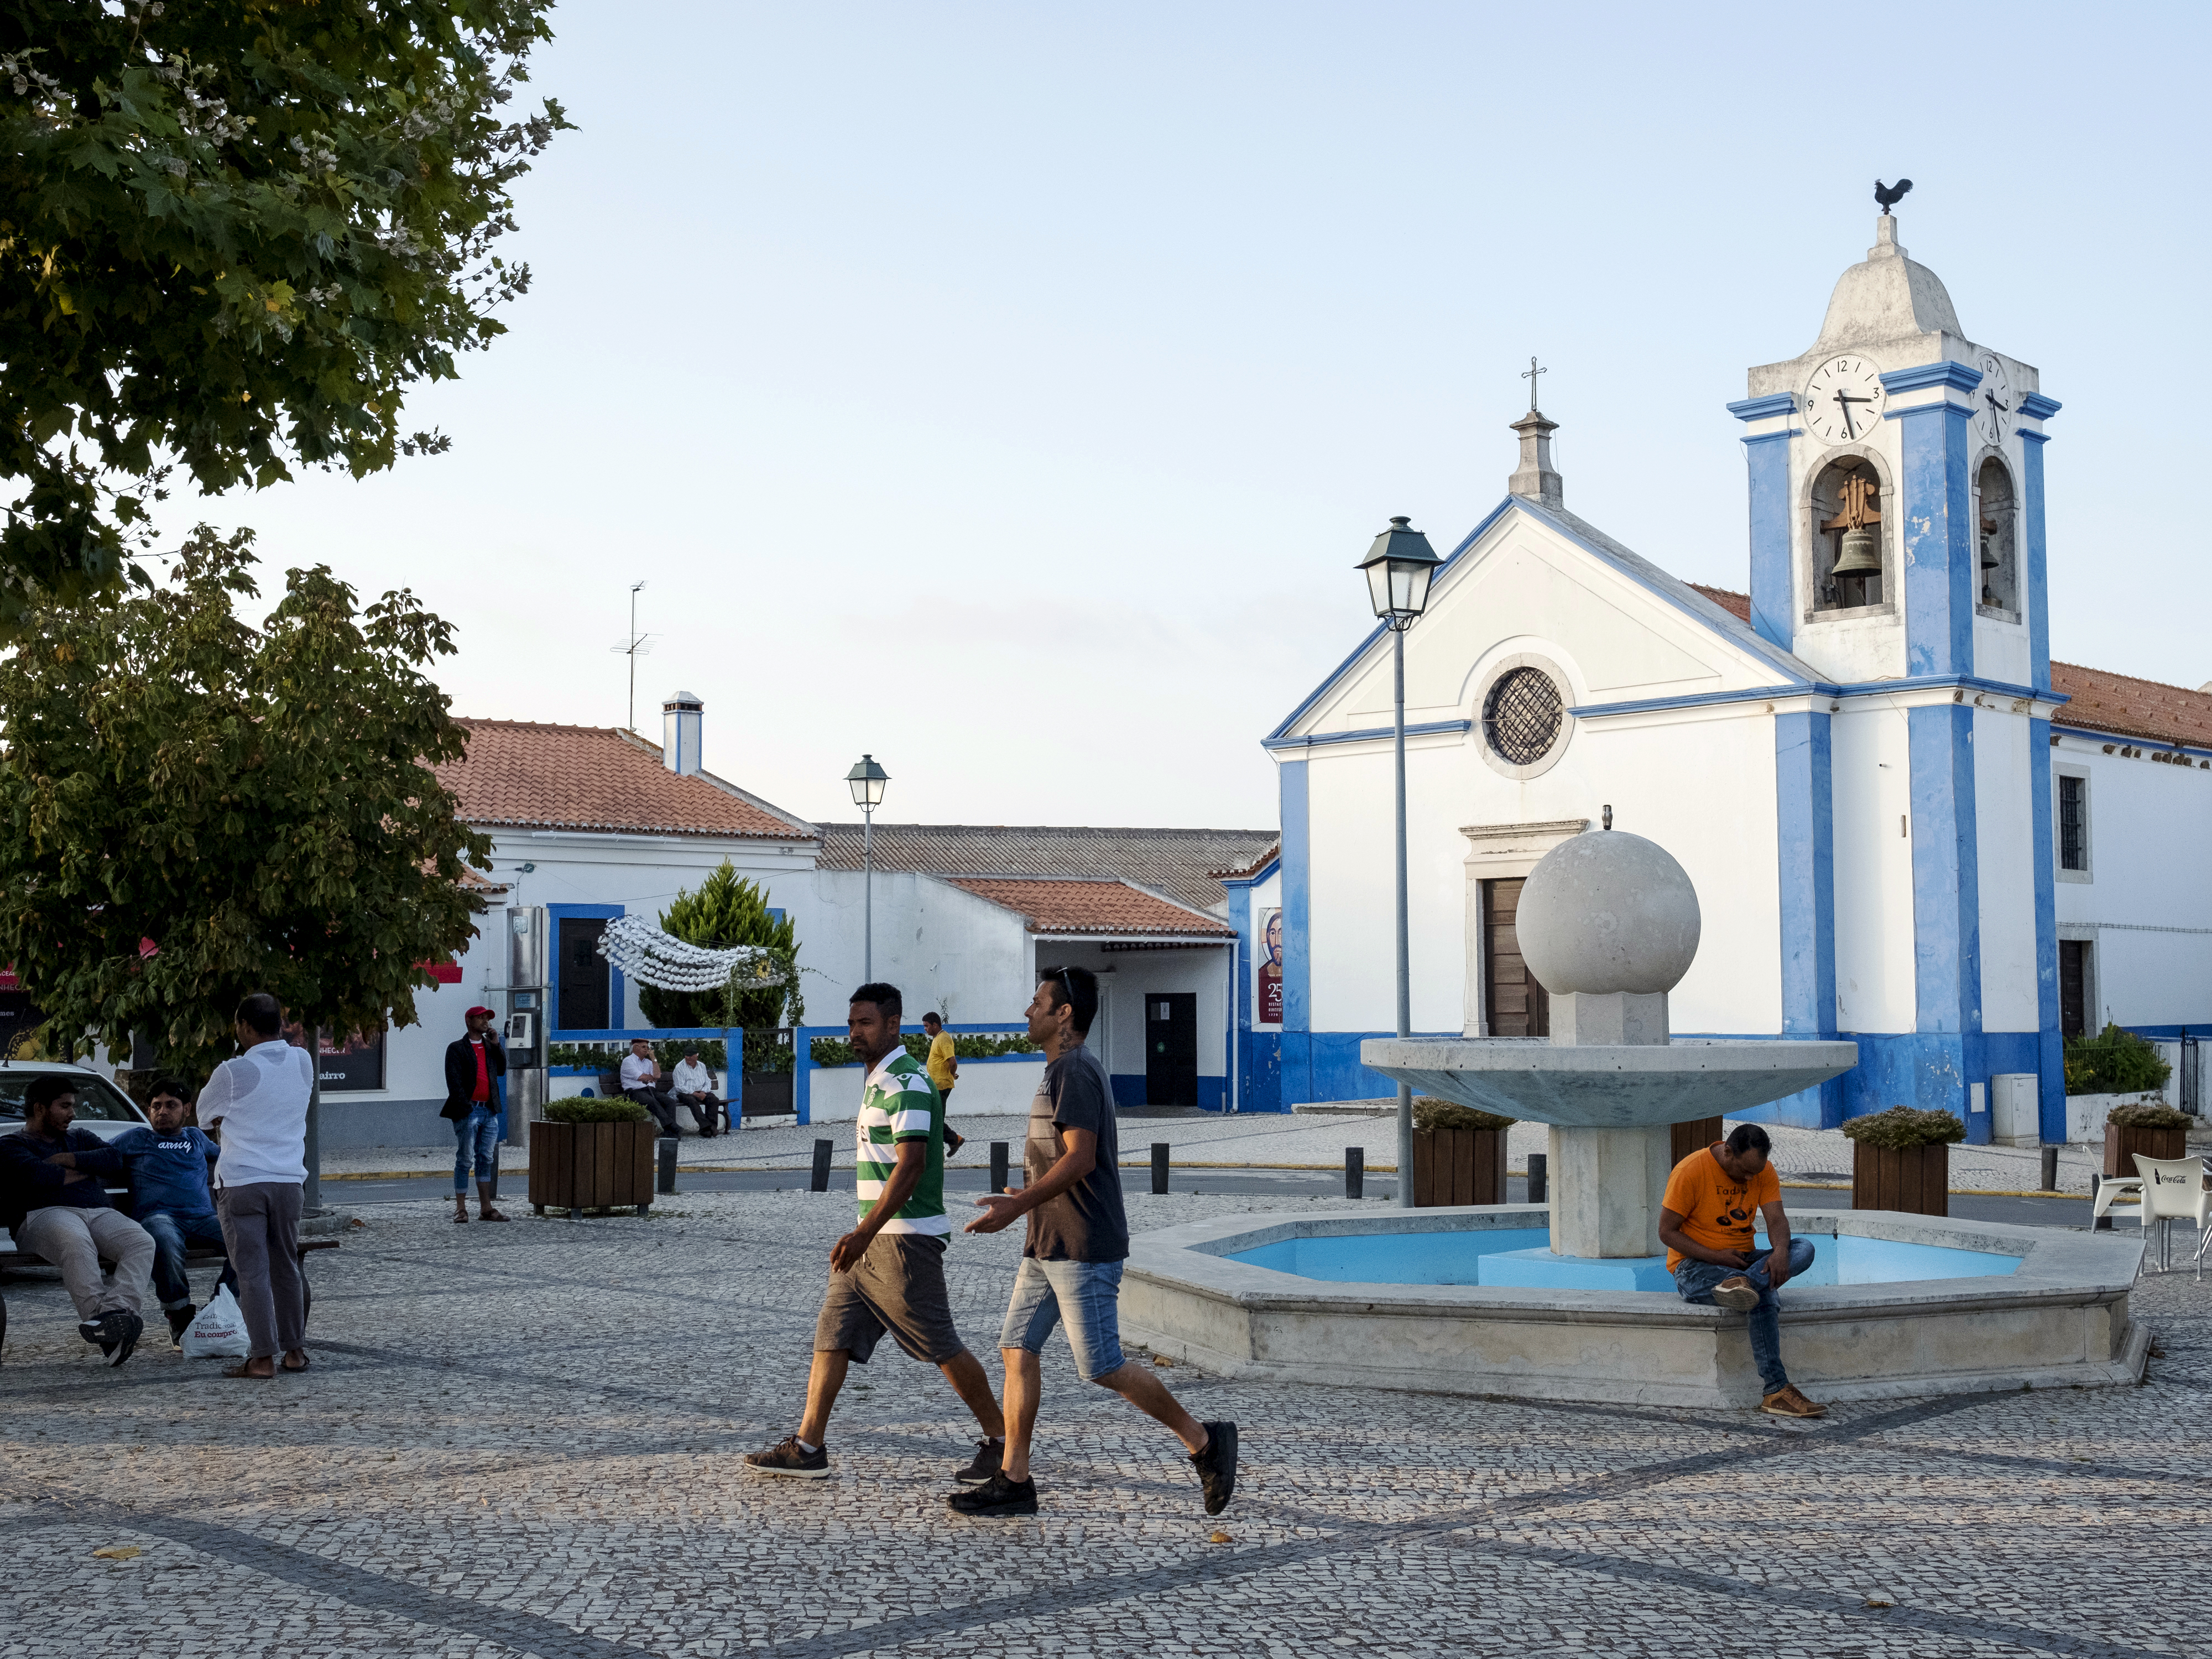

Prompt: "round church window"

[1483,668,1563,765]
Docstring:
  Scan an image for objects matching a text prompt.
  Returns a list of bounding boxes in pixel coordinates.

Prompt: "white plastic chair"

[2091,1173,2143,1227]
[2129,1153,2212,1277]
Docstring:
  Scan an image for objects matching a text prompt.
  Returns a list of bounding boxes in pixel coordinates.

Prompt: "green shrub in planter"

[1840,1106,1965,1150]
[2105,1101,2192,1130]
[1412,1096,1516,1134]
[2064,1024,2172,1096]
[544,1096,653,1124]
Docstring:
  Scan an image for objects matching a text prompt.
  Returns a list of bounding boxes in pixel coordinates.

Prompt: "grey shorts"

[814,1232,966,1366]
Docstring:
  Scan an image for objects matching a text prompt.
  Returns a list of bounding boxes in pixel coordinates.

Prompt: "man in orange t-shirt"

[1658,1123,1823,1420]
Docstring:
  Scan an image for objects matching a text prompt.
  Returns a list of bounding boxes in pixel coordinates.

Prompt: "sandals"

[478,1207,509,1223]
[452,1209,469,1224]
[280,1352,310,1373]
[222,1361,275,1380]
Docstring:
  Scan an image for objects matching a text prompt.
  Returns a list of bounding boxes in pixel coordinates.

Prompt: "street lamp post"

[845,754,890,981]
[1355,517,1442,1208]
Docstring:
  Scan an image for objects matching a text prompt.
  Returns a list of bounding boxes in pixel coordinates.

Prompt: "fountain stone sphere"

[1516,830,1700,996]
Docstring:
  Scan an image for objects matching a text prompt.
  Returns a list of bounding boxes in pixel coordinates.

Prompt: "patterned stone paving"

[1,1187,2204,1658]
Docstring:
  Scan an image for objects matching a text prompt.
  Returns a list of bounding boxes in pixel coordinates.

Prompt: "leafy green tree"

[0,523,491,1077]
[0,0,568,629]
[640,861,804,1033]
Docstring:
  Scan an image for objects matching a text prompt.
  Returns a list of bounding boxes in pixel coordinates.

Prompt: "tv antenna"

[610,580,655,731]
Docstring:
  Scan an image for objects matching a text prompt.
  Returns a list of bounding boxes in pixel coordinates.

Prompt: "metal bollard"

[1527,1152,1548,1206]
[2090,1171,2110,1230]
[1345,1146,1364,1199]
[990,1140,1010,1194]
[657,1136,677,1196]
[1151,1142,1171,1196]
[810,1138,833,1193]
[2041,1144,2059,1192]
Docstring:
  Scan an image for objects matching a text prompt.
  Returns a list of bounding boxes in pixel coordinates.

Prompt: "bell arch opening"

[1809,455,1887,612]
[1976,456,2018,614]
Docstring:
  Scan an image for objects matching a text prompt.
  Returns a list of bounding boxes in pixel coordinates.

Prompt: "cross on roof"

[1522,356,1547,413]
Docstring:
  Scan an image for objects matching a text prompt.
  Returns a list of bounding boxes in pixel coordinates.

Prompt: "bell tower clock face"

[1803,356,1886,445]
[1974,352,2012,445]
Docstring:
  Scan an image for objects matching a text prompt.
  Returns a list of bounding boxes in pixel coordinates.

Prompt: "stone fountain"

[1120,829,2149,1406]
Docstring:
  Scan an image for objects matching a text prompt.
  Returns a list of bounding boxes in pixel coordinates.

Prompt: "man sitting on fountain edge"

[1658,1123,1825,1420]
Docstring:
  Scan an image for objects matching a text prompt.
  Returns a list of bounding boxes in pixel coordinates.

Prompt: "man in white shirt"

[618,1037,681,1138]
[670,1047,727,1137]
[196,992,312,1379]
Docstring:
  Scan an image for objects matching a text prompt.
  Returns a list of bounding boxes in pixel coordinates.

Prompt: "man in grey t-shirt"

[955,965,1237,1519]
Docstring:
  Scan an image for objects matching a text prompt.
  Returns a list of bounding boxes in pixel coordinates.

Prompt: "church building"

[1235,210,2212,1140]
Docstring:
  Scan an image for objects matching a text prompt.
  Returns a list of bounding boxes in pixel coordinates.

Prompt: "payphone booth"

[503,905,549,1148]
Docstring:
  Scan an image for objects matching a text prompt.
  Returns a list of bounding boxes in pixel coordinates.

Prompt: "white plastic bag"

[181,1286,251,1359]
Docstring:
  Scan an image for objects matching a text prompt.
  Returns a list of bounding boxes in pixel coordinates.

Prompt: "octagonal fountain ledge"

[1361,827,1858,1260]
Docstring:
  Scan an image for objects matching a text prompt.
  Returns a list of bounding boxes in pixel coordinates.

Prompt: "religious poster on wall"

[1256,907,1284,1026]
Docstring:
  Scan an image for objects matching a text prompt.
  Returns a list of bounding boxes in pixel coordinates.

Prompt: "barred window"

[2058,775,2086,872]
[1483,669,1563,766]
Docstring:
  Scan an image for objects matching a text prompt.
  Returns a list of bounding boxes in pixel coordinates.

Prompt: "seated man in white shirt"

[618,1039,682,1138]
[670,1047,727,1137]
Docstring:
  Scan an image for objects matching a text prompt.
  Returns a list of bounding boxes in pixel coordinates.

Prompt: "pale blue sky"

[193,2,2208,829]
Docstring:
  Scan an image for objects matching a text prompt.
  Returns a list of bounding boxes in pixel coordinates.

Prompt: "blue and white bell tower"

[1728,211,2068,1139]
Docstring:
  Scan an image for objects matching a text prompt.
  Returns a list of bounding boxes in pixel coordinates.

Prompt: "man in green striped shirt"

[743,982,1007,1482]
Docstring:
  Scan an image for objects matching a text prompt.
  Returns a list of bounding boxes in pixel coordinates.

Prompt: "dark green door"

[1145,993,1198,1107]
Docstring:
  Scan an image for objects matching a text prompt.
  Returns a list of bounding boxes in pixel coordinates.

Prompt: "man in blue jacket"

[112,1075,237,1344]
[1,1073,154,1366]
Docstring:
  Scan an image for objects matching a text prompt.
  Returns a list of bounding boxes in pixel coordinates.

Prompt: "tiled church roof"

[1685,584,2212,752]
[815,824,1276,915]
[941,877,1236,938]
[439,720,814,839]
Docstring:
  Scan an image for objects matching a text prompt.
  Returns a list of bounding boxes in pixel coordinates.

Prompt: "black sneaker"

[947,1470,1037,1517]
[742,1436,830,1479]
[1191,1420,1238,1515]
[165,1306,197,1345]
[95,1311,143,1369]
[953,1438,1004,1484]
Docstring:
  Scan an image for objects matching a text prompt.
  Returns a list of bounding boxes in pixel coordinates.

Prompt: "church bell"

[1833,524,1881,577]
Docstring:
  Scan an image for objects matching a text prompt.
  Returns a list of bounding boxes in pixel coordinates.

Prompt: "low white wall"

[805,1057,1046,1123]
[2064,1091,2167,1145]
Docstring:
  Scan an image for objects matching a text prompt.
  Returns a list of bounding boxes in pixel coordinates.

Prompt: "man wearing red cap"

[441,1006,508,1223]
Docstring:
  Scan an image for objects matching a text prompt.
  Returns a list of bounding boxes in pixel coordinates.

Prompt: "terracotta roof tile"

[2048,662,2212,751]
[439,719,813,839]
[1688,582,1754,623]
[816,825,1275,915]
[941,877,1236,938]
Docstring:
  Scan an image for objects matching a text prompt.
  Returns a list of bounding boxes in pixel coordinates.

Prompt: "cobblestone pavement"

[10,1189,2201,1658]
[326,1108,2158,1197]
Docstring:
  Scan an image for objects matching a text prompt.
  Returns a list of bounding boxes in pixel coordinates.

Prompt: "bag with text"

[180,1286,252,1358]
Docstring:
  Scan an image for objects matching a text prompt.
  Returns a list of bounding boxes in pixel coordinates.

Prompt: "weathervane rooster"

[1874,178,1913,215]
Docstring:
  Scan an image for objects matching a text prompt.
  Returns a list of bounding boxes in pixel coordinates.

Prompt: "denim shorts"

[998,1255,1126,1381]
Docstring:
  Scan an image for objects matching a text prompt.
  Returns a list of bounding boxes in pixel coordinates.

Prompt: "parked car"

[0,1063,152,1141]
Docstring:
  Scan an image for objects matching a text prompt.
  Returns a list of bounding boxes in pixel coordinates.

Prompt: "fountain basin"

[1226,1227,2023,1292]
[1124,1205,2148,1407]
[1361,1036,1861,1129]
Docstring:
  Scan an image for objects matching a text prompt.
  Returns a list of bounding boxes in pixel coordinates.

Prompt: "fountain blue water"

[1225,1229,2022,1291]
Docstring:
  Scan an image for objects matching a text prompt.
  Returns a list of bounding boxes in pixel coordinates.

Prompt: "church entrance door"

[1482,878,1550,1038]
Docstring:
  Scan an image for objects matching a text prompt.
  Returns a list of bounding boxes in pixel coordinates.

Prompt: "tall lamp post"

[845,754,890,981]
[1355,517,1442,1208]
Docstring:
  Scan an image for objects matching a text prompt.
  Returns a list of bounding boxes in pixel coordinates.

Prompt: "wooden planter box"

[2104,1123,2188,1177]
[1412,1126,1507,1208]
[1670,1117,1724,1166]
[1851,1141,1949,1215]
[529,1120,655,1218]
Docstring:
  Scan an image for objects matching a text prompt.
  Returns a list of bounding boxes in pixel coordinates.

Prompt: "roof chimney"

[662,691,703,776]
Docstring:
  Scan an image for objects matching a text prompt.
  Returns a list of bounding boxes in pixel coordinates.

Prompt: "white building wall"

[1974,708,2041,1033]
[1830,703,1917,1033]
[775,871,1037,1029]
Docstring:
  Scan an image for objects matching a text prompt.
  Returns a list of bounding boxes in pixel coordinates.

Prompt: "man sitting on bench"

[112,1075,237,1344]
[0,1074,155,1367]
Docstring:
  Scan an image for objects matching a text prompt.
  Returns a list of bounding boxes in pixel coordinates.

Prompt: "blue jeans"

[998,1256,1128,1381]
[453,1103,501,1193]
[140,1208,237,1311]
[1672,1236,1816,1394]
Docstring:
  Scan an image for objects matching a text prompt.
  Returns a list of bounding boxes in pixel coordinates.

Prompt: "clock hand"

[1834,389,1857,440]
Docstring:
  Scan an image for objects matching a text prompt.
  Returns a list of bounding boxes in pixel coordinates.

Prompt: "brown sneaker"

[1712,1275,1761,1312]
[1760,1384,1827,1419]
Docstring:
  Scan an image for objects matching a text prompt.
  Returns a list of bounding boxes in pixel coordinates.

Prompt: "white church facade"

[1233,211,2212,1142]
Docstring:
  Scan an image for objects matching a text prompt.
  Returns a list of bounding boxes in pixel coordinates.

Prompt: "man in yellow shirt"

[921,1013,964,1156]
[1658,1123,1823,1420]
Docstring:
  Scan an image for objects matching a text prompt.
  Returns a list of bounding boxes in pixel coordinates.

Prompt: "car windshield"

[0,1071,145,1123]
